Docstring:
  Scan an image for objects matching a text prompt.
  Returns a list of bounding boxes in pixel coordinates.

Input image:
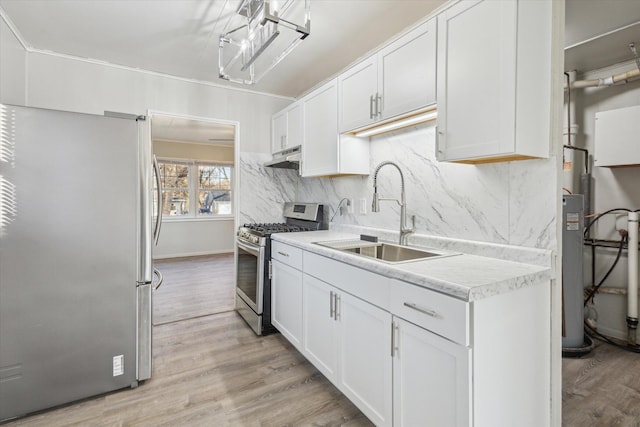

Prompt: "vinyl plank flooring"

[153,254,235,325]
[5,312,372,427]
[563,339,640,426]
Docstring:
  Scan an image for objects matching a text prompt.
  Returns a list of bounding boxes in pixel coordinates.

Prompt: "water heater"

[563,194,585,349]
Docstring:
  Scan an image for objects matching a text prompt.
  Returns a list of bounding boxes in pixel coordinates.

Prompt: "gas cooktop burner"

[242,223,314,234]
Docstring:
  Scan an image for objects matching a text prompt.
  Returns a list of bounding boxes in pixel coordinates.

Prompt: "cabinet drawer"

[303,252,390,310]
[272,241,303,270]
[391,280,469,346]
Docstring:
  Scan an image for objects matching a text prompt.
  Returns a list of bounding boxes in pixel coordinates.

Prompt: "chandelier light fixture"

[219,0,311,85]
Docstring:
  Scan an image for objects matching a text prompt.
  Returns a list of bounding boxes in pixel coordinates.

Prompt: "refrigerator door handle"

[153,154,163,246]
[153,268,164,290]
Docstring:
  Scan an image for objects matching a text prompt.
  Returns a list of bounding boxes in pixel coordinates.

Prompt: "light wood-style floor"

[563,339,640,426]
[7,255,639,426]
[5,255,371,426]
[153,254,236,325]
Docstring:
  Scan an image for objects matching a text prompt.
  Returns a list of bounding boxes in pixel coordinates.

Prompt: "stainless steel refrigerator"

[0,104,162,421]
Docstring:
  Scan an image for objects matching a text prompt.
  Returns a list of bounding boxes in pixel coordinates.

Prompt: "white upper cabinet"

[338,56,378,133]
[338,18,437,133]
[271,102,303,154]
[378,17,437,121]
[436,0,553,163]
[302,79,369,177]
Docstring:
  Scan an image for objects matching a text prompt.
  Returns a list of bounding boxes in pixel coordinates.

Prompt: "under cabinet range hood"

[265,145,301,169]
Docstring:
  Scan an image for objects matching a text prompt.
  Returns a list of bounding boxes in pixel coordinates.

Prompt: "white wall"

[25,52,289,153]
[153,218,235,259]
[567,61,640,339]
[15,51,289,258]
[0,16,26,104]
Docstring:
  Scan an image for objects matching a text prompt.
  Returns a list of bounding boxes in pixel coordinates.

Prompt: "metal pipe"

[628,212,639,346]
[585,286,627,296]
[569,67,640,89]
[562,145,589,174]
[581,173,592,229]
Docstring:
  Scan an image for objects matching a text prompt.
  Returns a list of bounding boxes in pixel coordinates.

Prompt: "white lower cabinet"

[392,317,471,427]
[270,246,550,426]
[302,273,393,427]
[302,274,338,381]
[270,259,303,351]
[339,291,392,427]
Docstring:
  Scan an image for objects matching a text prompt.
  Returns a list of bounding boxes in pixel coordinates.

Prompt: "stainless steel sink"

[314,240,457,264]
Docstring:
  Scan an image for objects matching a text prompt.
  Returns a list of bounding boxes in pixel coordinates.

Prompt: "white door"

[271,260,303,350]
[436,0,516,161]
[338,56,378,132]
[302,274,339,383]
[378,18,436,120]
[338,292,393,427]
[393,317,471,427]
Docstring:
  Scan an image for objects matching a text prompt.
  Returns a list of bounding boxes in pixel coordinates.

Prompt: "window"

[197,164,232,216]
[157,159,233,218]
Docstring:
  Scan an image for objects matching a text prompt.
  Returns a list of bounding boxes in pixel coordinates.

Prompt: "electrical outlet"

[347,199,354,214]
[358,198,367,214]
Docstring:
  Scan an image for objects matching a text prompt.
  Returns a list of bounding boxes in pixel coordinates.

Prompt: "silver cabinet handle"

[153,268,164,290]
[376,93,383,117]
[277,251,290,257]
[391,321,395,357]
[334,294,340,320]
[403,302,439,318]
[330,291,335,318]
[369,94,375,119]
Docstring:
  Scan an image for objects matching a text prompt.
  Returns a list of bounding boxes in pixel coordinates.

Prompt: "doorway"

[149,112,238,325]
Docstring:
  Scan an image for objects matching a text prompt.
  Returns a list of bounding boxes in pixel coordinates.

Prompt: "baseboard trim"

[153,249,234,260]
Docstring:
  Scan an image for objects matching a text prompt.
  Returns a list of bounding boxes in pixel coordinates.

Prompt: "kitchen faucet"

[371,161,415,245]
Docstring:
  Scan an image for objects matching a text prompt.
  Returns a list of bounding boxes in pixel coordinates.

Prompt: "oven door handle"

[237,240,262,257]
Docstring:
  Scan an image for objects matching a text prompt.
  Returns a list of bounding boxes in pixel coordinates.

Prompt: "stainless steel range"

[236,202,326,335]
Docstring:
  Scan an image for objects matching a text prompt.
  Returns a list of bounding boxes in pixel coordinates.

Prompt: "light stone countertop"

[271,230,551,302]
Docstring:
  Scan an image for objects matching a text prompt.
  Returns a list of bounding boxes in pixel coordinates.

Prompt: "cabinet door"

[436,0,516,161]
[271,260,303,351]
[338,56,378,133]
[286,103,303,150]
[338,292,393,427]
[272,110,287,153]
[378,18,436,120]
[302,80,339,177]
[393,317,471,427]
[302,274,339,383]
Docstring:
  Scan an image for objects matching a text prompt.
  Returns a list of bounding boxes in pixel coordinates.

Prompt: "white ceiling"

[564,0,640,72]
[0,0,447,99]
[152,115,235,145]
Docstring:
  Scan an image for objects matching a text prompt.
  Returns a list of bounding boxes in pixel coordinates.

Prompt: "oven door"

[236,239,265,314]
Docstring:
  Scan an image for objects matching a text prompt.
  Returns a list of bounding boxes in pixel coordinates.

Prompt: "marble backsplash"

[240,122,557,254]
[238,152,298,225]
